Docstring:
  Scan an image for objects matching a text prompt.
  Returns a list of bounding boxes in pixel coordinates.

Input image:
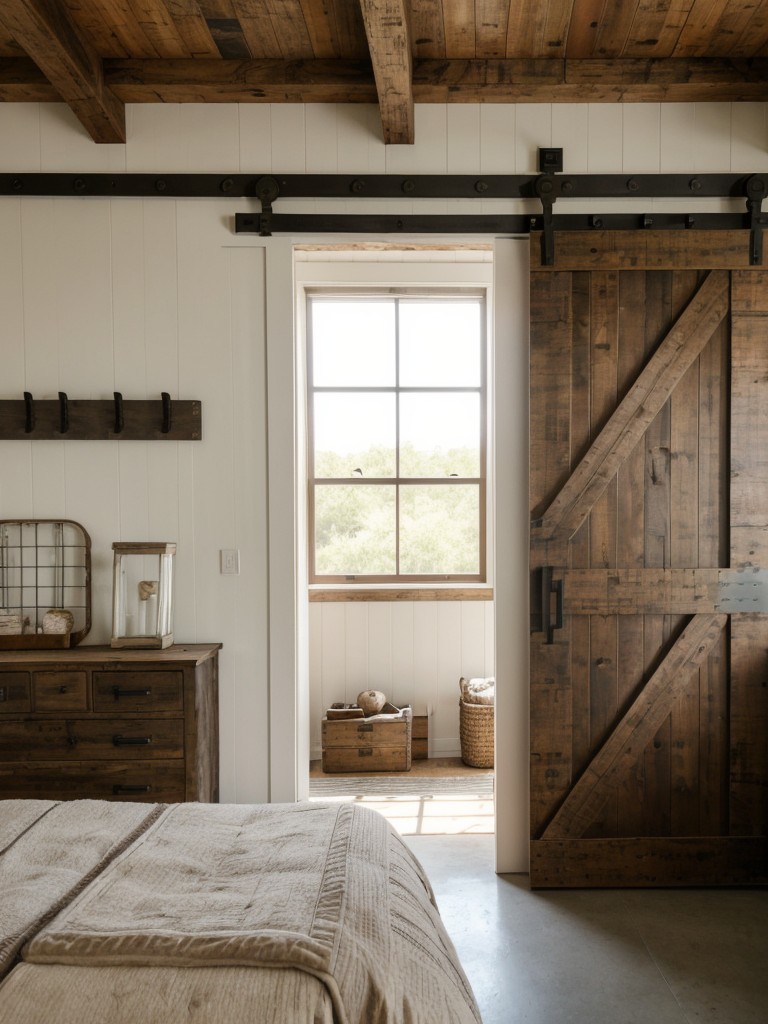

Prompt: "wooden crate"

[322,706,412,772]
[412,715,428,759]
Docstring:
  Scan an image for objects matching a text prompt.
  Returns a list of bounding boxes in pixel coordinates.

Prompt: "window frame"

[306,286,488,585]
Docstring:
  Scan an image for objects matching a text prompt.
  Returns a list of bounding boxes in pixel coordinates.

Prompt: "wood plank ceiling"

[1,1,768,146]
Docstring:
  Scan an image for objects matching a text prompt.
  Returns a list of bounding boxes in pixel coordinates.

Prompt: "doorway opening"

[297,245,496,836]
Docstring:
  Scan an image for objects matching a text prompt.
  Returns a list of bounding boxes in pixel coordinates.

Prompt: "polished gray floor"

[405,834,768,1024]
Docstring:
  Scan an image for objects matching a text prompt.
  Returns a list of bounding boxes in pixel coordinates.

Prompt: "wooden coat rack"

[0,392,201,441]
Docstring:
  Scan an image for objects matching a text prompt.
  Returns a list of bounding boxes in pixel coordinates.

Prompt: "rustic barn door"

[529,231,768,887]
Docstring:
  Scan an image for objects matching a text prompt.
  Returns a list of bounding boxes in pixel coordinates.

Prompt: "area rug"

[309,775,494,797]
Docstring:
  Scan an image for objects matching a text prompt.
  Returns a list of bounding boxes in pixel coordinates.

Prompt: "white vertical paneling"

[731,103,768,171]
[228,245,270,803]
[447,105,481,174]
[412,601,438,748]
[659,103,697,172]
[0,104,41,170]
[622,105,661,172]
[63,443,120,640]
[435,602,462,753]
[55,202,114,392]
[551,104,589,172]
[514,104,552,173]
[0,199,32,515]
[460,601,488,677]
[38,103,126,172]
[480,106,516,174]
[309,603,324,753]
[271,105,307,171]
[587,106,623,172]
[336,104,386,174]
[20,200,64,394]
[0,200,25,386]
[110,200,148,394]
[367,602,393,697]
[386,106,448,174]
[344,602,369,702]
[390,600,415,706]
[692,103,732,170]
[305,105,339,173]
[320,603,347,710]
[143,201,180,388]
[126,105,185,171]
[178,105,240,171]
[239,105,273,172]
[176,203,234,643]
[264,237,303,801]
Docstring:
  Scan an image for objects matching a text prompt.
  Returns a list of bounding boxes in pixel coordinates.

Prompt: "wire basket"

[459,699,494,768]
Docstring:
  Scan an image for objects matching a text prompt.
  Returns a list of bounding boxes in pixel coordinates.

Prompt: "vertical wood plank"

[586,271,619,837]
[669,270,702,837]
[729,274,768,835]
[568,271,591,781]
[530,257,573,835]
[615,271,650,836]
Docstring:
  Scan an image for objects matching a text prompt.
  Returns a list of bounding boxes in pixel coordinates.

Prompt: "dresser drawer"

[32,671,88,711]
[93,671,183,712]
[0,761,186,802]
[0,718,184,760]
[0,673,31,713]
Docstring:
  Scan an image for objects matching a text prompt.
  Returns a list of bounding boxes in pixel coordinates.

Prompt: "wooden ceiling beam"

[0,0,125,143]
[3,55,768,107]
[358,0,414,144]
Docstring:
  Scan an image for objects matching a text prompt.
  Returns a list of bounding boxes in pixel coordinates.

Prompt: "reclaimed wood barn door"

[529,231,768,887]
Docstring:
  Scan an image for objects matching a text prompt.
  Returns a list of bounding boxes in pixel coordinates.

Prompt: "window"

[307,290,487,584]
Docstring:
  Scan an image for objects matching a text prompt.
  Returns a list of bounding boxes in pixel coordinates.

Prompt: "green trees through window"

[308,292,486,583]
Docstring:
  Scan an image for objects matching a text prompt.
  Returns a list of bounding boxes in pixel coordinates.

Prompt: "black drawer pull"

[112,784,151,794]
[112,735,152,746]
[358,748,373,757]
[357,723,374,733]
[112,686,152,699]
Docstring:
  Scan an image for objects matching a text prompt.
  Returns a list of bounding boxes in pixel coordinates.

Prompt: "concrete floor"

[405,834,768,1024]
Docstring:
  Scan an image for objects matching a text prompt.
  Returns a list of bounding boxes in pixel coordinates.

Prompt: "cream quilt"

[0,800,481,1024]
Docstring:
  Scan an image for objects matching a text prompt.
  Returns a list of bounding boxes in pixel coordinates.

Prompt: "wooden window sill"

[308,588,493,602]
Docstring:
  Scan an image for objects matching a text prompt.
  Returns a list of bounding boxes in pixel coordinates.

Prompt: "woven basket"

[459,699,494,768]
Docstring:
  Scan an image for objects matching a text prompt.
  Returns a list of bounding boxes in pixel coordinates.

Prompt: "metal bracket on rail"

[254,175,280,236]
[745,174,768,265]
[534,175,557,266]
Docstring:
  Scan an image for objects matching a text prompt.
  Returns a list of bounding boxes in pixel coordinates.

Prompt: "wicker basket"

[459,699,494,768]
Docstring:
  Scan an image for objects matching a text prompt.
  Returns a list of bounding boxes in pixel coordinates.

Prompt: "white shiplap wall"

[0,100,764,822]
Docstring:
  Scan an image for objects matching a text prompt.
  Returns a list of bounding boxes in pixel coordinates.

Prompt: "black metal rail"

[2,171,766,264]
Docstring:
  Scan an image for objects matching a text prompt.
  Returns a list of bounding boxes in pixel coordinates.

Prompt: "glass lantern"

[111,542,176,649]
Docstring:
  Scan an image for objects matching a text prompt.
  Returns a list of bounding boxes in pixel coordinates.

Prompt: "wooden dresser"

[0,643,220,802]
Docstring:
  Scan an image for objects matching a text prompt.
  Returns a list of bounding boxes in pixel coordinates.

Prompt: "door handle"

[541,566,564,644]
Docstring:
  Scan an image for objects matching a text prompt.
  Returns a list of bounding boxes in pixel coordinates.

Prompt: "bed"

[0,798,482,1024]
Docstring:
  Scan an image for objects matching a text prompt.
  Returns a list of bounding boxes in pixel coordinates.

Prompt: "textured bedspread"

[1,800,481,1024]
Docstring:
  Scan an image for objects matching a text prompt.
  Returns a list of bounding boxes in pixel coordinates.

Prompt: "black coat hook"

[58,392,69,434]
[23,391,34,433]
[113,392,124,434]
[161,392,172,434]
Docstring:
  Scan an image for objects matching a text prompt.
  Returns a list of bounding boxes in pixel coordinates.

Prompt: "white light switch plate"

[220,548,240,575]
